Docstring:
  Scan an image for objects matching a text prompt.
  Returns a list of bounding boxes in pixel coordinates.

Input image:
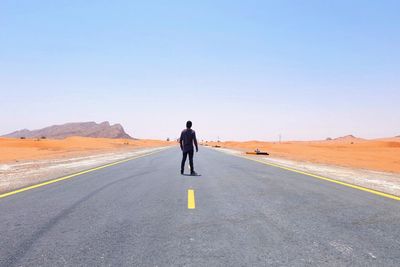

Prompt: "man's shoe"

[190,171,197,176]
[181,170,184,175]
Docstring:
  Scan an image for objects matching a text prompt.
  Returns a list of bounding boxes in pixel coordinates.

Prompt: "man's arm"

[179,132,184,151]
[193,131,198,152]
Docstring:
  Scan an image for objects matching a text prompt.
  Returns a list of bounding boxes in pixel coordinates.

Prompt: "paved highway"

[1,147,399,266]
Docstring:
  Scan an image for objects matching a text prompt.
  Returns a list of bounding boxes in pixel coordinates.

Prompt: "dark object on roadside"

[20,137,26,139]
[213,145,221,148]
[41,136,46,139]
[246,148,269,155]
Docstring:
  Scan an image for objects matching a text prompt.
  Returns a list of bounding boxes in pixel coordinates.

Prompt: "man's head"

[186,121,192,129]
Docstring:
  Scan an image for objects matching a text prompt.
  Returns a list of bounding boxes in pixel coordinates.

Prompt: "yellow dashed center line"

[188,189,196,209]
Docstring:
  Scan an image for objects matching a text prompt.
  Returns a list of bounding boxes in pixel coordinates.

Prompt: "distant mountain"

[2,121,133,139]
[331,135,364,142]
[334,134,358,140]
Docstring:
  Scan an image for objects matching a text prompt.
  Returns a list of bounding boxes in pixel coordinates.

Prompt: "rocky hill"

[2,121,133,139]
[325,134,365,143]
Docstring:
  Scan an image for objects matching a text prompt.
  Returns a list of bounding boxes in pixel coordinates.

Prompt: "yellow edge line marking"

[232,153,400,201]
[0,148,169,199]
[188,189,195,209]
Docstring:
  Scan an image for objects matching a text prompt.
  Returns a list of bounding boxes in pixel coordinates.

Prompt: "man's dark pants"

[181,150,194,174]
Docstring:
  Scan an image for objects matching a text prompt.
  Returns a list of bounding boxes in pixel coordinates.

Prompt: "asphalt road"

[1,147,399,266]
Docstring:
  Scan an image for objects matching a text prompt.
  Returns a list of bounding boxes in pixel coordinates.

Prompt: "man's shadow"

[182,173,202,177]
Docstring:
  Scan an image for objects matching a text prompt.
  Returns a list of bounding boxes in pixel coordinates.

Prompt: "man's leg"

[188,150,194,174]
[181,151,188,174]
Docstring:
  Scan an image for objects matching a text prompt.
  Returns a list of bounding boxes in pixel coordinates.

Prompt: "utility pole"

[279,134,281,144]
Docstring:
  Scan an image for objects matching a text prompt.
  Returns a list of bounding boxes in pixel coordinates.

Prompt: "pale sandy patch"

[0,147,171,194]
[212,147,400,197]
[0,137,174,194]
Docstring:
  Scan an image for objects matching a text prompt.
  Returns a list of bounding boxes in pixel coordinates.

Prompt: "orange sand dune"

[0,137,172,163]
[207,138,400,174]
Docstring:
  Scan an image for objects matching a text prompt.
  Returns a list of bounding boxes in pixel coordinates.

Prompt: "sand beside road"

[206,137,400,174]
[0,137,172,163]
[0,137,173,194]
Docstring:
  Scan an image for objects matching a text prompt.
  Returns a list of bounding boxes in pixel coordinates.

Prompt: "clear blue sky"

[1,1,399,141]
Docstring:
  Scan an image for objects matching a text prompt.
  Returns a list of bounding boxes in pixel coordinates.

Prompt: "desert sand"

[206,136,400,174]
[0,137,172,163]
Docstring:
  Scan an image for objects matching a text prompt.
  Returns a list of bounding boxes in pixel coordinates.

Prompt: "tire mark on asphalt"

[3,170,154,266]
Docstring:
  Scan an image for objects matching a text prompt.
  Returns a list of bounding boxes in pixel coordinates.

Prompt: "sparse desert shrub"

[20,136,26,139]
[41,136,46,139]
[326,137,332,141]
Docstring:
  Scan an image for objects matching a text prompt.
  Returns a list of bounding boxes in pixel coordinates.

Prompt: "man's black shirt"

[180,129,198,152]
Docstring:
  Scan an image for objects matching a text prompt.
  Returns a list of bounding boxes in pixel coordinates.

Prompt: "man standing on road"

[180,121,198,175]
